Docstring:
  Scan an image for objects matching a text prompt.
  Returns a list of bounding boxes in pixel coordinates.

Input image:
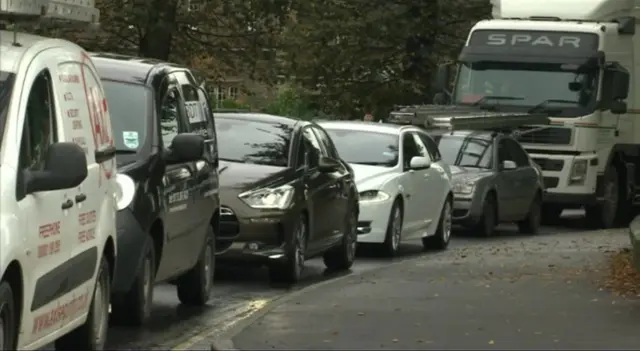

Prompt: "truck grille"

[532,158,564,171]
[516,126,572,145]
[543,177,559,189]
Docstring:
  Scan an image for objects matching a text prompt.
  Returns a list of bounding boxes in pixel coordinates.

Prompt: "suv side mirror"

[318,156,340,173]
[409,156,431,170]
[611,100,628,114]
[25,142,88,194]
[167,133,205,163]
[501,160,517,170]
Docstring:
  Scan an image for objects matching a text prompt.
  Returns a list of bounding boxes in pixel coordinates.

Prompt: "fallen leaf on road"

[488,340,495,345]
[602,249,640,297]
[392,339,398,343]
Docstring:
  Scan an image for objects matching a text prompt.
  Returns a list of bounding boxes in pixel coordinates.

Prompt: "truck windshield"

[0,71,16,152]
[101,80,151,154]
[453,62,599,117]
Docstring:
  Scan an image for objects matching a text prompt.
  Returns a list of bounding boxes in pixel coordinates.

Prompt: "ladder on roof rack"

[0,0,99,24]
[387,104,550,132]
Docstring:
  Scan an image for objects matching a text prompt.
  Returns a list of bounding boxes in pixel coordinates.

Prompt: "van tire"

[177,225,214,306]
[0,282,17,350]
[55,256,110,351]
[111,238,156,326]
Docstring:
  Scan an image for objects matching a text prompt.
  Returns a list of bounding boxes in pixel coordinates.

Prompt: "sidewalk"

[232,231,640,350]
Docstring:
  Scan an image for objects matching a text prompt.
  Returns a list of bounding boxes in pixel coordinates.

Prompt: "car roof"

[89,52,186,84]
[215,112,303,127]
[318,120,415,135]
[0,31,83,74]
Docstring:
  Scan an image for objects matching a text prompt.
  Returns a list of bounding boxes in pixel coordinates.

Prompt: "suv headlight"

[239,184,294,210]
[359,190,390,203]
[452,178,475,195]
[569,159,587,185]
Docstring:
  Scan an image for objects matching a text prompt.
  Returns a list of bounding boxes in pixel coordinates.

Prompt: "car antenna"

[1,0,100,47]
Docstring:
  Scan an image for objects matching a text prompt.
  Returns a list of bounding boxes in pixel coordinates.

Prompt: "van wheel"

[55,256,110,351]
[270,214,307,284]
[423,198,452,250]
[518,193,541,235]
[587,167,619,229]
[177,225,215,306]
[0,282,17,350]
[111,238,156,326]
[323,208,357,271]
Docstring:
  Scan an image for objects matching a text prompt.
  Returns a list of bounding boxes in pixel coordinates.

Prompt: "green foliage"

[261,88,329,120]
[213,99,252,110]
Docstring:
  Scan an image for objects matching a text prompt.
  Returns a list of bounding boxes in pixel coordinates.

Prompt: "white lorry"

[0,0,121,349]
[433,0,638,228]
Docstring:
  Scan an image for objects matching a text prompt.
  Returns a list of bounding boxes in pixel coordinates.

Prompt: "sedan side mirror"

[501,160,517,170]
[318,156,340,173]
[25,142,88,194]
[167,133,205,164]
[410,156,431,170]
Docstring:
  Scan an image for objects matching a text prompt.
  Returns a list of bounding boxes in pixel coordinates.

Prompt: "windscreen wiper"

[527,99,576,114]
[472,95,525,108]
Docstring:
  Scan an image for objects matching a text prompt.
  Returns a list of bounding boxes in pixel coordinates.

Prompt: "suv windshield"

[216,117,292,167]
[102,80,151,153]
[453,62,598,117]
[0,71,16,152]
[433,134,493,169]
[324,128,399,167]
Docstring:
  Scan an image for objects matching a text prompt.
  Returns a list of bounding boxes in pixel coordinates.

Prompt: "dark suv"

[91,53,220,326]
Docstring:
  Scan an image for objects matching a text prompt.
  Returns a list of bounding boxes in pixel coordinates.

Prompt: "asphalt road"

[105,210,598,349]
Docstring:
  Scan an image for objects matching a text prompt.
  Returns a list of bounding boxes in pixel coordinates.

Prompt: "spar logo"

[80,53,114,186]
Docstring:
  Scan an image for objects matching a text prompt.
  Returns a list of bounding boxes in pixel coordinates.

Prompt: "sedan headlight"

[452,179,476,195]
[359,190,390,203]
[569,159,587,185]
[239,185,294,210]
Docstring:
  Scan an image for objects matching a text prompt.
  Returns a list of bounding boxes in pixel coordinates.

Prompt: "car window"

[160,87,186,148]
[215,117,292,167]
[411,132,431,161]
[324,128,398,167]
[401,133,421,169]
[302,127,324,168]
[497,139,512,163]
[504,138,530,167]
[20,71,57,170]
[433,134,493,169]
[419,133,441,161]
[311,126,339,159]
[101,80,151,152]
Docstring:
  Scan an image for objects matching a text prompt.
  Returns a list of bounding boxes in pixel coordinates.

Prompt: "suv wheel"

[177,225,215,305]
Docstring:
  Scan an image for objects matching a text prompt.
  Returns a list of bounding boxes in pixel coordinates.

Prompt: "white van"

[0,0,119,349]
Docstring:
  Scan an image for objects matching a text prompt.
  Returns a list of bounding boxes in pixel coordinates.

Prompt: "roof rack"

[0,0,99,24]
[388,104,550,132]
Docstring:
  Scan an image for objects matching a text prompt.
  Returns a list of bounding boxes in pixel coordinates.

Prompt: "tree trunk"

[138,0,178,60]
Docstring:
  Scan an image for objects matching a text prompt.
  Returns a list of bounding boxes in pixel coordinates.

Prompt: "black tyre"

[55,256,110,351]
[422,198,452,250]
[177,225,215,306]
[0,281,17,350]
[270,213,307,284]
[381,200,403,257]
[323,208,357,271]
[518,193,541,235]
[476,194,497,237]
[541,204,563,225]
[111,238,155,326]
[586,166,619,229]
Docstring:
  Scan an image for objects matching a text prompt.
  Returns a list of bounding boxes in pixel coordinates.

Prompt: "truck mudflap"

[388,104,550,131]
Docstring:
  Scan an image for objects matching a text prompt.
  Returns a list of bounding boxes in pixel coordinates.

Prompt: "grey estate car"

[431,130,544,237]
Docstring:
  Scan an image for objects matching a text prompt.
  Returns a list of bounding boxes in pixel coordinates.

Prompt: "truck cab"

[434,0,638,228]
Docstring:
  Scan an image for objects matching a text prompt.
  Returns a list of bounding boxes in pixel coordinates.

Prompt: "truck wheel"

[323,208,357,271]
[587,167,619,229]
[111,237,156,326]
[541,204,563,225]
[55,256,110,351]
[518,193,541,234]
[0,282,17,350]
[177,225,215,306]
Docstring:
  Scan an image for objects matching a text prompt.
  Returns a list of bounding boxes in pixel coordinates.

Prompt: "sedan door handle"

[75,194,87,203]
[61,199,74,210]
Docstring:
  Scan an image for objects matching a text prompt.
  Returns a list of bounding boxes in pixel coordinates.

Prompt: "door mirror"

[433,63,453,93]
[167,133,205,164]
[501,160,517,170]
[409,156,431,170]
[432,92,449,105]
[25,142,88,194]
[608,67,630,100]
[318,156,340,173]
[611,100,628,114]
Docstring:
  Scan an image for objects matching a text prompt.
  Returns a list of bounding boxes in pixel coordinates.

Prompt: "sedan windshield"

[216,117,292,167]
[433,134,493,169]
[102,80,151,153]
[0,71,16,152]
[453,62,598,117]
[324,128,399,167]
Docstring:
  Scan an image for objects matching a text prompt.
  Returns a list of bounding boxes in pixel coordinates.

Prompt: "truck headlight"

[239,185,294,210]
[569,159,587,185]
[359,190,390,203]
[452,179,475,195]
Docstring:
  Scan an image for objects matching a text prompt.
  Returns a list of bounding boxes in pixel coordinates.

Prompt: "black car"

[91,53,220,325]
[214,112,359,283]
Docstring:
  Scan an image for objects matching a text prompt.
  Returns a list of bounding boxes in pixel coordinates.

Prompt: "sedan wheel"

[270,214,307,284]
[381,201,403,257]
